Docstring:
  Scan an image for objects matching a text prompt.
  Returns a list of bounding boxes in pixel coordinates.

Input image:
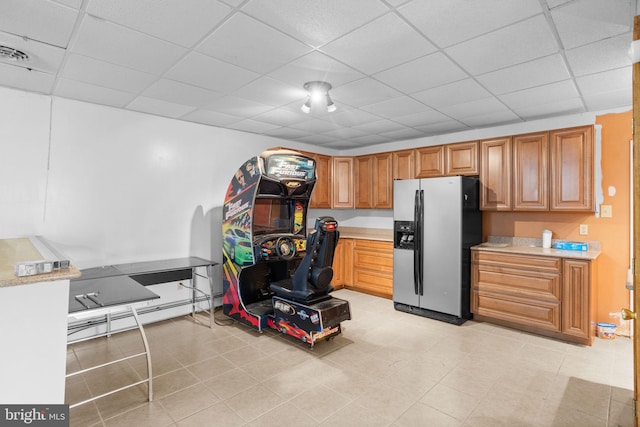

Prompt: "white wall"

[0,87,324,268]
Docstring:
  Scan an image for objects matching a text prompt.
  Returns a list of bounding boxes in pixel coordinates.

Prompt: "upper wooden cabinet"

[415,145,445,178]
[393,149,415,180]
[513,132,549,211]
[355,153,393,209]
[373,152,393,209]
[480,125,593,212]
[309,153,332,209]
[550,126,594,211]
[480,137,512,211]
[446,141,479,176]
[332,157,354,209]
[355,155,374,209]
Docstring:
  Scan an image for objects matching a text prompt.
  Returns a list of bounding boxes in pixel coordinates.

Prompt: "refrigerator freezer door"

[393,248,419,306]
[393,179,419,221]
[392,179,420,307]
[420,177,463,316]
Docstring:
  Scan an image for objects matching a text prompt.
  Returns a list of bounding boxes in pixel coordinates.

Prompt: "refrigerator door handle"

[413,189,420,295]
[418,189,424,296]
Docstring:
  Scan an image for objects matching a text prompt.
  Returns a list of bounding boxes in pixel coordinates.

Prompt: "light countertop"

[472,236,601,261]
[0,237,81,287]
[337,227,393,242]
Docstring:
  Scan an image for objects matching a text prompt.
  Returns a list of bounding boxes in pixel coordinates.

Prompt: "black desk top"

[74,257,217,281]
[68,257,217,313]
[69,276,160,313]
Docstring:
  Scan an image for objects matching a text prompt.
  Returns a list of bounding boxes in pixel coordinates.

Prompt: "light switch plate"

[601,204,612,218]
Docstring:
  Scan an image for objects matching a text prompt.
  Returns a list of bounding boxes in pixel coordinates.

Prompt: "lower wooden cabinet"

[471,250,596,345]
[332,238,393,299]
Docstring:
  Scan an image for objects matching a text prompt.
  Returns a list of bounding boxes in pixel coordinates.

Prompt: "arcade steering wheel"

[275,237,296,260]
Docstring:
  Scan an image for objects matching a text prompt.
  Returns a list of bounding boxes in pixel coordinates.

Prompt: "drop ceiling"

[0,0,636,149]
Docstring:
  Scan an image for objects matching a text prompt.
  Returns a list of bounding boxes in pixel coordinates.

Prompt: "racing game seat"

[269,216,339,304]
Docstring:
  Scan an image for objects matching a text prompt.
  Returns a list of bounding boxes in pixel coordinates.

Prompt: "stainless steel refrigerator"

[393,176,482,324]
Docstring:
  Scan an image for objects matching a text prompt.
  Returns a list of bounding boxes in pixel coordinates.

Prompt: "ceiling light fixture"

[301,81,336,113]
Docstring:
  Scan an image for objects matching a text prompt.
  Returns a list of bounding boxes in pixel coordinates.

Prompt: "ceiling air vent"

[0,46,29,61]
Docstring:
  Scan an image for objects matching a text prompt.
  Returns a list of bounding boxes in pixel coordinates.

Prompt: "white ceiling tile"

[499,80,580,110]
[323,13,436,75]
[166,51,260,94]
[0,30,65,74]
[0,0,78,48]
[72,15,188,75]
[0,62,54,94]
[295,134,340,144]
[252,108,308,127]
[477,55,570,95]
[322,127,369,139]
[324,109,382,127]
[181,109,243,127]
[53,0,82,8]
[400,0,542,47]
[412,79,491,109]
[509,98,585,120]
[353,119,406,134]
[263,127,312,140]
[142,79,222,108]
[203,96,275,117]
[439,97,509,119]
[379,127,425,140]
[290,119,342,133]
[576,67,631,95]
[240,0,390,48]
[547,0,572,8]
[582,89,631,110]
[445,15,558,75]
[54,78,136,107]
[374,52,468,94]
[460,110,521,127]
[361,96,430,117]
[126,96,197,118]
[197,13,312,74]
[268,51,365,90]
[393,110,452,127]
[87,0,232,48]
[329,78,402,108]
[230,77,303,108]
[415,120,470,135]
[61,53,157,93]
[229,119,281,134]
[551,0,633,49]
[565,32,632,77]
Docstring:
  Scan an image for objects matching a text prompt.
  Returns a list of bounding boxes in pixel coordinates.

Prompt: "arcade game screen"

[253,198,290,235]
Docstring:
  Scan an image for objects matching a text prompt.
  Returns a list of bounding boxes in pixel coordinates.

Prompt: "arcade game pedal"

[221,149,350,347]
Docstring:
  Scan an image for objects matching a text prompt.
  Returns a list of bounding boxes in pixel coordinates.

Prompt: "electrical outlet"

[601,204,612,218]
[579,224,588,235]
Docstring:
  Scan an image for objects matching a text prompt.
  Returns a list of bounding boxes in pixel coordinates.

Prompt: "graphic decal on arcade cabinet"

[264,154,315,181]
[222,157,260,328]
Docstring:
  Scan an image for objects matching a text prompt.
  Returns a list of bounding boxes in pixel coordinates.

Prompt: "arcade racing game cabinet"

[222,149,350,347]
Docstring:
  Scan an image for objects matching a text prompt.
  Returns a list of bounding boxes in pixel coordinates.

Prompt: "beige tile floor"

[66,289,634,426]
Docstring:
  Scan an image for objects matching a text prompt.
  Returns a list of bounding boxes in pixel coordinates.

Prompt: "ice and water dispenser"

[394,221,415,250]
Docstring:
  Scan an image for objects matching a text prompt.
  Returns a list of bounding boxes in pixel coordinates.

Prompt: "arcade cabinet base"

[268,296,351,347]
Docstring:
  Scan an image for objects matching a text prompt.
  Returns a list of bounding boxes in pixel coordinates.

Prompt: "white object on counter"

[542,230,552,249]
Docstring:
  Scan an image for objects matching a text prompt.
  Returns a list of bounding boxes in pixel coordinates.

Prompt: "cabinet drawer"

[353,240,393,272]
[472,251,561,272]
[351,269,393,295]
[474,266,561,301]
[472,290,561,332]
